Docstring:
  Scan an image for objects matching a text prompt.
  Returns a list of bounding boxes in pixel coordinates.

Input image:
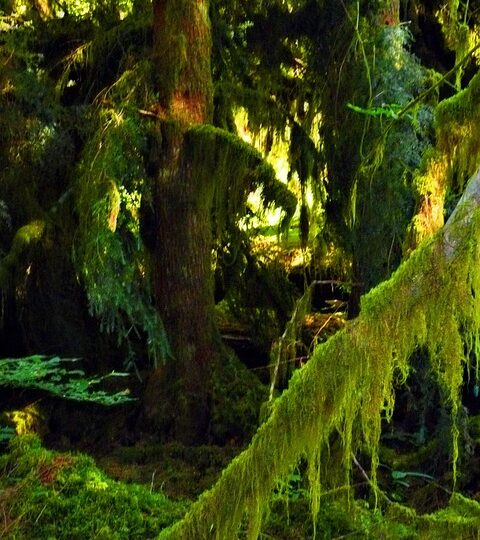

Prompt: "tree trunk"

[144,0,220,443]
[159,167,480,538]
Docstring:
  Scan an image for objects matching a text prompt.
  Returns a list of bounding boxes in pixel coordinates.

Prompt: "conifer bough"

[159,167,480,539]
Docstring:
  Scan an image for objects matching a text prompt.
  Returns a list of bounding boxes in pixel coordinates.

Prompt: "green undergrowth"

[0,434,189,539]
[2,432,480,539]
[258,475,480,539]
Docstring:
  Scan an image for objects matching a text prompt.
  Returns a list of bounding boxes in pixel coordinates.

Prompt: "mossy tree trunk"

[159,167,480,538]
[144,0,221,443]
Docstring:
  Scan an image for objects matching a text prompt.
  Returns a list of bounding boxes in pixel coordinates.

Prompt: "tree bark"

[144,0,220,443]
[158,167,480,538]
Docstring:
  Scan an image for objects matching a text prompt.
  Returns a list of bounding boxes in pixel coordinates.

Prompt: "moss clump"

[0,435,189,539]
[0,220,45,289]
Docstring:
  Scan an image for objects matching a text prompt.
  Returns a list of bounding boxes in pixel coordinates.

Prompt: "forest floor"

[3,235,480,538]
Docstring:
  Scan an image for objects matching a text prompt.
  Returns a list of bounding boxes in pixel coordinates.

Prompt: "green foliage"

[0,0,136,22]
[0,434,189,539]
[75,108,170,369]
[0,26,73,224]
[347,102,404,119]
[0,355,134,405]
[1,2,167,368]
[0,426,15,444]
[349,25,436,289]
[211,0,324,243]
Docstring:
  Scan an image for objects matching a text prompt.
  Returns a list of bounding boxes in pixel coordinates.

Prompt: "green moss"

[435,71,480,186]
[158,175,480,539]
[387,494,480,539]
[0,435,189,539]
[0,220,45,289]
[185,124,296,238]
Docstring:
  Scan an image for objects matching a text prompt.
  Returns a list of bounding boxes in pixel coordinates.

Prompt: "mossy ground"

[3,408,480,538]
[0,435,189,539]
[0,433,417,539]
[97,441,239,500]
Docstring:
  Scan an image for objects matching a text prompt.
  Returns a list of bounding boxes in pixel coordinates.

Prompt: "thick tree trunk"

[159,168,480,538]
[144,0,220,443]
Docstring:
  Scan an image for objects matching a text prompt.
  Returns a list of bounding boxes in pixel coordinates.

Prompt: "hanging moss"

[158,170,480,539]
[436,71,480,186]
[184,124,296,238]
[408,69,480,249]
[346,24,437,290]
[407,149,448,249]
[436,0,473,91]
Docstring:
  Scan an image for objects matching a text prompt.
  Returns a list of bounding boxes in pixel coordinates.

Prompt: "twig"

[150,470,157,493]
[351,453,392,504]
[138,109,160,119]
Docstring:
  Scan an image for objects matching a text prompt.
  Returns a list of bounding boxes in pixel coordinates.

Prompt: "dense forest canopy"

[3,0,480,538]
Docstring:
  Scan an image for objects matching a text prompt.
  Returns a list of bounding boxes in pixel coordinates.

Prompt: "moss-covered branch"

[185,124,296,237]
[0,220,45,290]
[159,168,480,539]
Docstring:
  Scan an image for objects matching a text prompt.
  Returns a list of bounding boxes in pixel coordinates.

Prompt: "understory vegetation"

[3,0,480,538]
